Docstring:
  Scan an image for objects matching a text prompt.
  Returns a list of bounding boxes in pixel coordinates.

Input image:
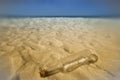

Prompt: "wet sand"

[0,18,120,80]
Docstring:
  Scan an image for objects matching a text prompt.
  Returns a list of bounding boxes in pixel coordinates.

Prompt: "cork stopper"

[88,54,98,63]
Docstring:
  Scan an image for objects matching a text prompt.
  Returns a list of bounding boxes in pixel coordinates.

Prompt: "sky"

[0,0,120,17]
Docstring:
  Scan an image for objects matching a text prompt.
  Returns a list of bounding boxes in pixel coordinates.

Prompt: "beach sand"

[0,18,120,80]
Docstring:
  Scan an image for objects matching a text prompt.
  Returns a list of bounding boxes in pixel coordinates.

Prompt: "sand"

[0,18,120,80]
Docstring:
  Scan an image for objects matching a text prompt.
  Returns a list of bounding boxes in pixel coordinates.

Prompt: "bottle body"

[40,54,98,78]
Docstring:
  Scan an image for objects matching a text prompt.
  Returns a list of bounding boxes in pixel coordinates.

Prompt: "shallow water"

[0,18,120,80]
